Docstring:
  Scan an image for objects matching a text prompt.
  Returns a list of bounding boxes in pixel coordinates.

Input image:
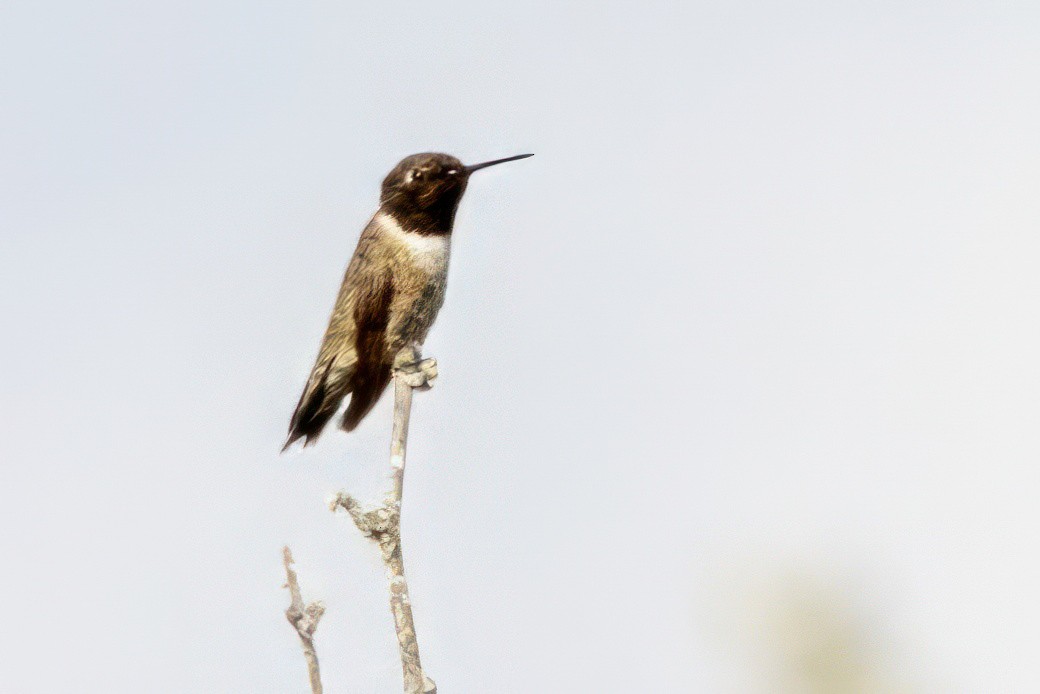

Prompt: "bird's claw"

[395,357,438,390]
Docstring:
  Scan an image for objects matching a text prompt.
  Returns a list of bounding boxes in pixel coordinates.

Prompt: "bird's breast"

[371,213,451,348]
[375,212,451,279]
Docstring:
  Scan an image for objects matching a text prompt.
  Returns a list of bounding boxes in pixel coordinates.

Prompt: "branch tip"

[282,545,325,694]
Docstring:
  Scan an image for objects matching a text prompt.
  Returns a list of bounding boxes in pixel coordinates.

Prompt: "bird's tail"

[339,360,392,432]
[283,358,347,451]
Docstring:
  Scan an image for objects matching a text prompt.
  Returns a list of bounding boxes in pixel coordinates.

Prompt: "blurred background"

[2,1,1038,691]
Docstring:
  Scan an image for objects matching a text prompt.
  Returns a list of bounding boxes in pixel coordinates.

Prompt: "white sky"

[2,1,1039,691]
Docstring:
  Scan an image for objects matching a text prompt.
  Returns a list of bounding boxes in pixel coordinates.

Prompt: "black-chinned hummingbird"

[283,152,533,450]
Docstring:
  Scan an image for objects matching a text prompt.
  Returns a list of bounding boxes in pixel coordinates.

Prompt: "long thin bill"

[463,153,534,173]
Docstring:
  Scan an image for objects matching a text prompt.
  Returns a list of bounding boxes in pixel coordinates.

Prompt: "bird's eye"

[446,169,458,175]
[411,169,423,180]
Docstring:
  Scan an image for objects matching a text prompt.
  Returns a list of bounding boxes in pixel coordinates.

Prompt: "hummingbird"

[283,152,533,450]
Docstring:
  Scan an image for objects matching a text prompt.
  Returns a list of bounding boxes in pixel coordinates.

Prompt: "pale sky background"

[2,1,1039,692]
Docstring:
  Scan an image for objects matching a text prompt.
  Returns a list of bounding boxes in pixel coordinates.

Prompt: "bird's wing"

[340,256,396,432]
[283,219,392,449]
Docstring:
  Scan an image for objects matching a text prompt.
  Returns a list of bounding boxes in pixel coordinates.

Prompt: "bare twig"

[332,357,438,694]
[283,546,326,694]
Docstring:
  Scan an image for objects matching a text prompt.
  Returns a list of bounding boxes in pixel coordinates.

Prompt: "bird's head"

[379,152,533,233]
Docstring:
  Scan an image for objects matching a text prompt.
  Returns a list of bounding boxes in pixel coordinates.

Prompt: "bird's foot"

[394,357,438,390]
[393,345,437,389]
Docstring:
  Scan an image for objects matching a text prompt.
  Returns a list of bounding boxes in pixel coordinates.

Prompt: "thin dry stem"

[331,357,438,694]
[283,546,326,694]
